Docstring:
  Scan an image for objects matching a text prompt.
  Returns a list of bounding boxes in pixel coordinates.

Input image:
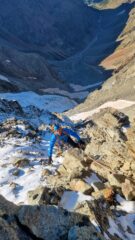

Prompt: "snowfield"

[0,91,77,112]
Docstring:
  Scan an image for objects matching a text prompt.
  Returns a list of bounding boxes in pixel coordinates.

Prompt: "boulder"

[90,161,110,180]
[131,161,135,171]
[92,188,114,202]
[112,110,129,127]
[0,195,32,240]
[41,169,52,179]
[58,148,86,179]
[18,205,90,240]
[121,161,131,172]
[85,142,101,157]
[69,179,93,194]
[13,158,30,168]
[0,218,22,240]
[46,174,70,190]
[0,195,18,216]
[91,182,106,191]
[75,199,110,233]
[122,179,135,200]
[108,174,126,188]
[27,186,64,205]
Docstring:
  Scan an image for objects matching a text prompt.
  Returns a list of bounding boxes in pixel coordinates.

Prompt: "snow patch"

[116,194,135,213]
[117,10,126,16]
[70,100,135,121]
[41,87,89,100]
[60,191,93,211]
[0,74,10,82]
[108,216,135,240]
[70,81,102,92]
[85,173,102,186]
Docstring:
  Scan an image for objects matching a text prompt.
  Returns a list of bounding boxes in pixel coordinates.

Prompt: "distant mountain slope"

[67,1,135,115]
[0,0,133,96]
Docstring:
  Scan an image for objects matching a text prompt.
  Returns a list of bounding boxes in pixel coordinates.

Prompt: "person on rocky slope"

[48,124,85,164]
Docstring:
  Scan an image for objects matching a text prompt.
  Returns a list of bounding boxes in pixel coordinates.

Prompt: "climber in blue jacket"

[48,124,85,164]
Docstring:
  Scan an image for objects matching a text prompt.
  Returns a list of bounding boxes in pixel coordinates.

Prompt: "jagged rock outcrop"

[0,98,23,115]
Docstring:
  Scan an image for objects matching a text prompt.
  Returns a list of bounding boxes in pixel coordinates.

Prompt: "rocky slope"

[0,97,135,239]
[67,0,135,114]
[0,194,105,240]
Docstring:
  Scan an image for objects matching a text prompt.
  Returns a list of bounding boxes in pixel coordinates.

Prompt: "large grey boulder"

[18,205,89,240]
[58,148,86,179]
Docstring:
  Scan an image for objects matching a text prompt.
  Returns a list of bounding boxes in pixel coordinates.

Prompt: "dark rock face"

[0,98,23,114]
[0,0,133,94]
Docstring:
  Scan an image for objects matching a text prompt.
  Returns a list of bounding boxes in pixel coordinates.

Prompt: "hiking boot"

[48,157,53,165]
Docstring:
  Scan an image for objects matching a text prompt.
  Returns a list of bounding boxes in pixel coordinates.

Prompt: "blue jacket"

[48,128,80,157]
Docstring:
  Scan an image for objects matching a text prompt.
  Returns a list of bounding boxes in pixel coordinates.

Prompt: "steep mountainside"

[0,0,133,99]
[67,0,135,116]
